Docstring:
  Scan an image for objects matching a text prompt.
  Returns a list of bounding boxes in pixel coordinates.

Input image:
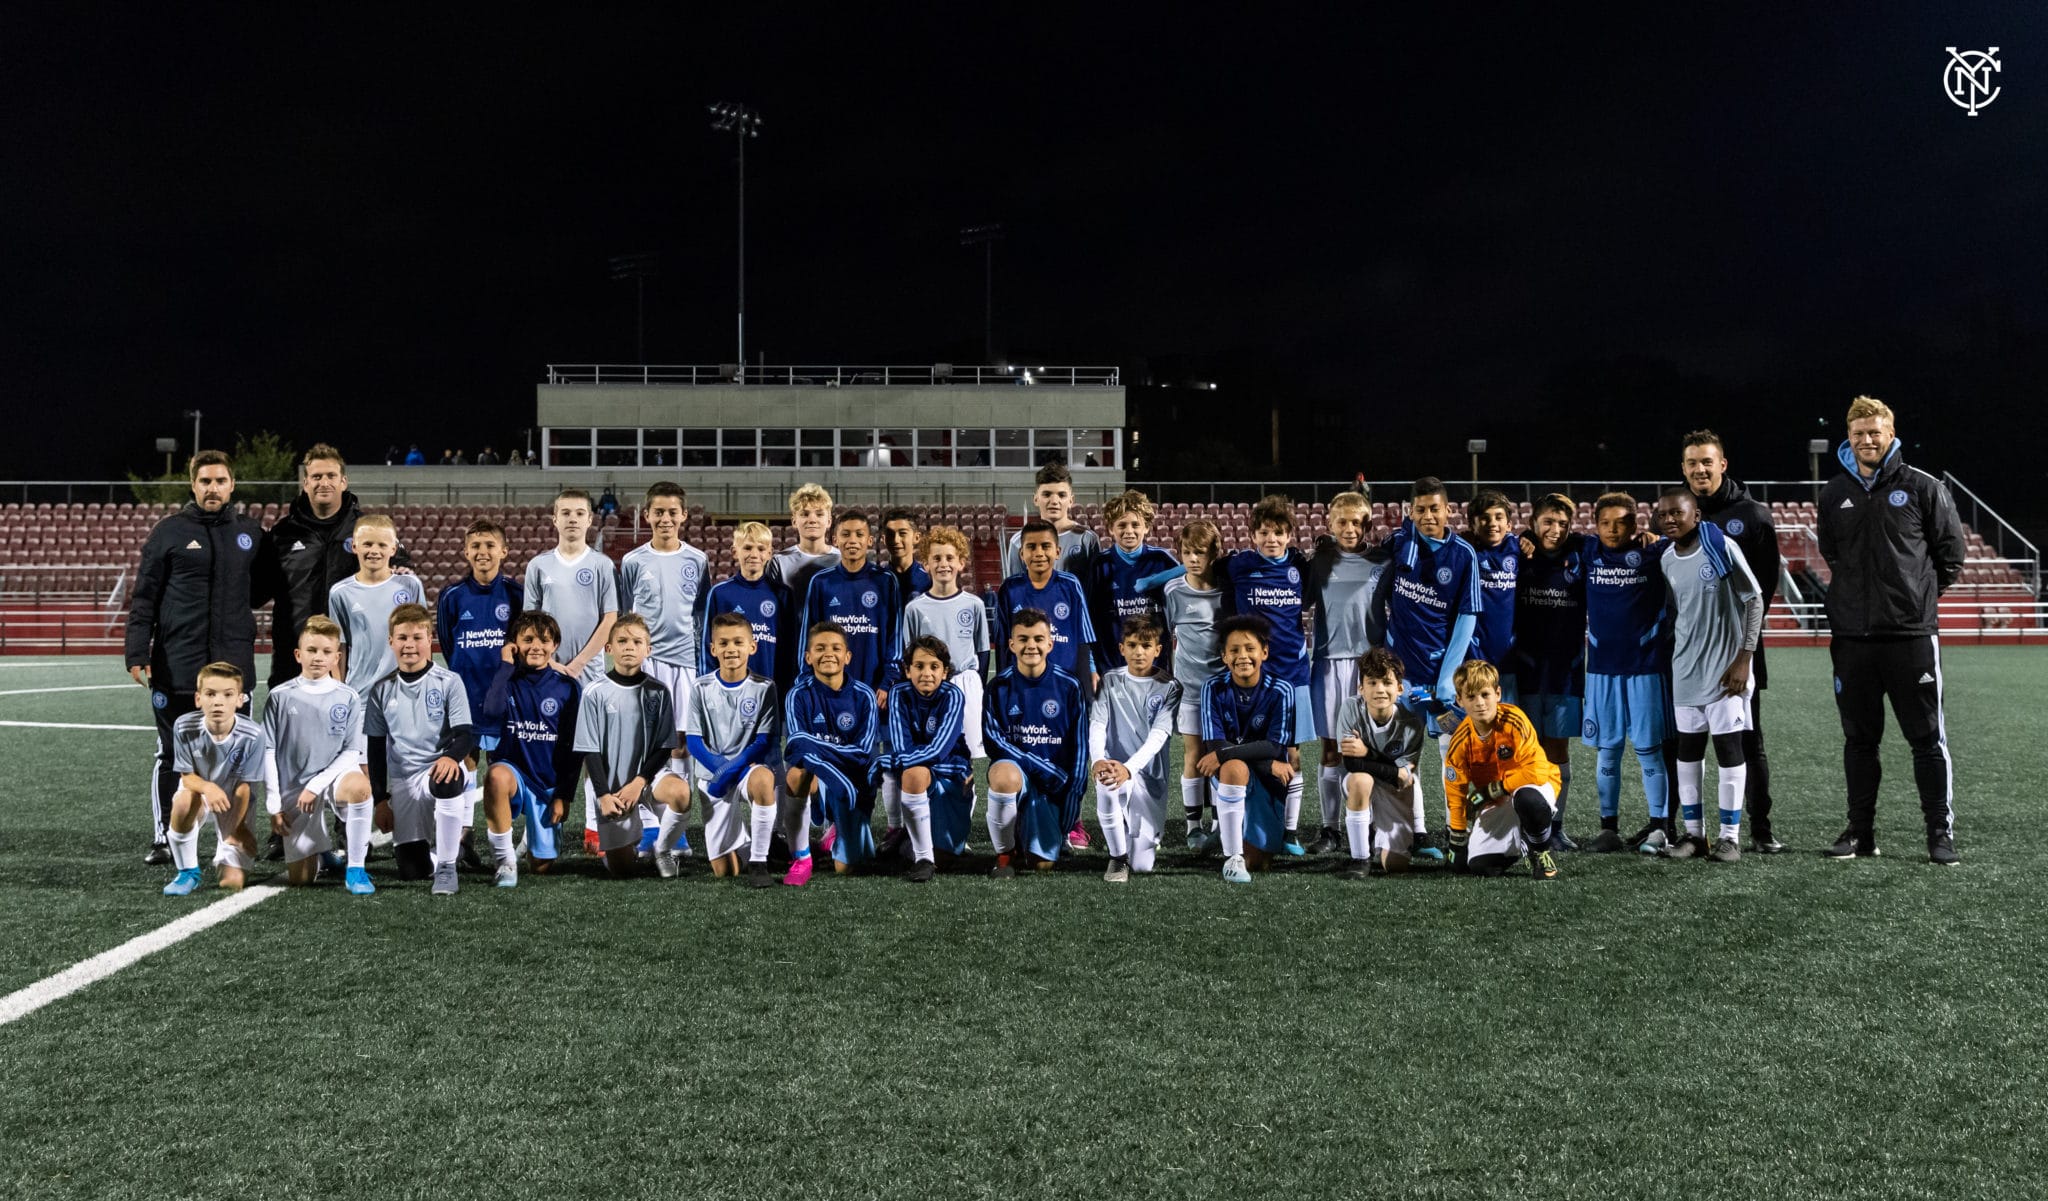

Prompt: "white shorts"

[386,767,441,846]
[1465,782,1557,861]
[954,669,987,759]
[277,772,365,864]
[693,768,759,860]
[1350,772,1421,858]
[1103,776,1166,847]
[1312,656,1359,741]
[595,795,646,853]
[643,657,694,735]
[1176,694,1204,738]
[1675,674,1756,737]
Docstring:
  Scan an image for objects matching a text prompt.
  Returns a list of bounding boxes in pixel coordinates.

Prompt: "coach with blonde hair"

[1815,396,1966,865]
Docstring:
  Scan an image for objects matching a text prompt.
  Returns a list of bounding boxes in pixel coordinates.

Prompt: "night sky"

[8,5,2044,532]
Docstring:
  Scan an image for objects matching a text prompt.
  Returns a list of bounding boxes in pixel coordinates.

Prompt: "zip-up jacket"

[124,501,265,689]
[1816,440,1966,638]
[256,489,374,686]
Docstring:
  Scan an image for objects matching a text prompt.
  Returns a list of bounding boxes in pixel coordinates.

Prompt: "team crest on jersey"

[681,561,701,584]
[394,588,415,605]
[236,532,253,550]
[575,567,595,586]
[1435,567,1453,585]
[1497,744,1514,761]
[1624,551,1642,568]
[152,690,168,710]
[1888,489,1909,508]
[1699,563,1716,581]
[1726,519,1745,536]
[1833,676,1843,695]
[956,608,976,630]
[740,696,760,718]
[1041,699,1060,718]
[1286,566,1301,585]
[760,599,777,618]
[1503,557,1518,576]
[1053,602,1071,620]
[328,703,350,724]
[343,536,355,554]
[495,602,511,622]
[1251,714,1266,730]
[426,688,446,718]
[1147,694,1165,716]
[860,590,878,609]
[540,697,560,717]
[925,715,938,733]
[836,711,856,731]
[1583,718,1597,739]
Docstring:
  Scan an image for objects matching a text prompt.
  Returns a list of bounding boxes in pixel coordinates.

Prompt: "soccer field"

[2,648,2044,1200]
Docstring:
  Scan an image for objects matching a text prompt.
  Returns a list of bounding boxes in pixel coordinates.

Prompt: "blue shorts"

[1011,773,1085,862]
[928,775,974,856]
[1242,774,1287,854]
[1522,692,1583,741]
[1290,682,1317,744]
[1496,672,1521,707]
[502,764,560,860]
[1583,672,1668,750]
[808,761,875,865]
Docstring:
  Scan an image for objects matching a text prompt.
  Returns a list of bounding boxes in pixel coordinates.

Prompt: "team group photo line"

[128,394,1965,897]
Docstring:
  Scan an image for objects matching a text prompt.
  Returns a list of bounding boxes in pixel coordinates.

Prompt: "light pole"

[709,102,762,381]
[609,253,657,363]
[1467,438,1488,484]
[960,223,1003,363]
[182,410,203,456]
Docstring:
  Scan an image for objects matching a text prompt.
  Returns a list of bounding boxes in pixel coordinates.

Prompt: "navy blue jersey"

[437,573,523,714]
[1509,542,1588,696]
[783,674,879,777]
[994,571,1097,679]
[477,662,581,801]
[1089,545,1178,669]
[892,562,932,602]
[984,664,1089,799]
[1470,536,1520,665]
[801,561,901,691]
[1217,548,1311,689]
[885,680,973,784]
[1582,535,1669,676]
[1201,669,1296,749]
[701,572,795,691]
[1380,525,1484,682]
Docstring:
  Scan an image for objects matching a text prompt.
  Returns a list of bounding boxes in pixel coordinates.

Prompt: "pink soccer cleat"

[818,824,838,859]
[1066,822,1091,852]
[782,855,815,888]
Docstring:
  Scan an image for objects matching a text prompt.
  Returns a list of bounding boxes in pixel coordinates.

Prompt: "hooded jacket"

[124,501,265,689]
[1816,439,1966,638]
[1690,475,1780,687]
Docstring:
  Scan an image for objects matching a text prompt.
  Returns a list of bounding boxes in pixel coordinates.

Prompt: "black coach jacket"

[256,489,370,686]
[123,501,265,690]
[1816,440,1967,638]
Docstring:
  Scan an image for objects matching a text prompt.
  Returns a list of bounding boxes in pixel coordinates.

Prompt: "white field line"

[0,684,137,697]
[0,662,70,669]
[0,886,283,1027]
[0,720,154,731]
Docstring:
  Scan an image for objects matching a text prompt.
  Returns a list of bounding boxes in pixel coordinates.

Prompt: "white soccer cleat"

[655,850,681,879]
[493,861,518,889]
[1221,855,1251,885]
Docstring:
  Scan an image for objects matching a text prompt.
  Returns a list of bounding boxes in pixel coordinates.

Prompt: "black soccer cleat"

[745,861,779,888]
[1750,830,1788,854]
[1306,830,1344,856]
[1927,832,1960,867]
[1823,828,1880,859]
[457,837,485,872]
[1337,859,1371,881]
[905,859,937,884]
[1587,828,1625,854]
[143,844,172,866]
[263,832,285,862]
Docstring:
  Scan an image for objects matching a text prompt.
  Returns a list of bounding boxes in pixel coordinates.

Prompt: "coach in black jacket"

[1815,396,1967,865]
[256,444,369,688]
[1682,431,1786,852]
[123,451,265,857]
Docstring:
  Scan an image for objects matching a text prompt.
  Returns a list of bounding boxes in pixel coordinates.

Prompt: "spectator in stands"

[524,449,538,466]
[125,450,265,866]
[438,449,455,466]
[476,446,499,466]
[453,449,469,465]
[405,445,425,466]
[597,486,620,522]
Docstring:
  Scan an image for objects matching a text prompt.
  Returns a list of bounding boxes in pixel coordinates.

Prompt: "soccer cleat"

[368,827,394,851]
[263,832,285,862]
[1637,828,1670,856]
[1927,832,1960,867]
[583,828,602,855]
[144,844,172,866]
[1306,830,1343,856]
[655,850,681,879]
[1588,828,1625,853]
[1066,822,1092,853]
[1824,828,1880,859]
[1221,855,1252,884]
[905,859,937,884]
[1750,831,1789,854]
[1282,835,1308,857]
[345,866,377,895]
[1663,834,1705,860]
[1337,859,1371,881]
[877,827,910,860]
[989,852,1017,880]
[782,855,815,887]
[492,862,517,889]
[1530,849,1560,881]
[162,868,202,896]
[1624,822,1662,851]
[1709,838,1742,863]
[431,863,459,896]
[1411,843,1446,864]
[746,861,778,888]
[1103,856,1131,884]
[1550,827,1580,853]
[458,838,485,872]
[1185,826,1212,854]
[819,824,839,859]
[318,850,346,875]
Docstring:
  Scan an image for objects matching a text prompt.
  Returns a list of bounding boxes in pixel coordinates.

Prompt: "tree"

[127,431,297,506]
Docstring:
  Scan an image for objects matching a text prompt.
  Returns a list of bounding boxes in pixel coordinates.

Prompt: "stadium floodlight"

[709,102,762,381]
[960,223,1004,364]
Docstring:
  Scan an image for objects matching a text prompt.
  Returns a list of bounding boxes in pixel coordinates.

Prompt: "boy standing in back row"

[1001,460,1097,581]
[327,514,417,687]
[525,488,620,853]
[620,481,710,856]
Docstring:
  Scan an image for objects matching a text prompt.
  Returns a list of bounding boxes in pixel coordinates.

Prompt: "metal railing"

[544,364,1121,387]
[1946,472,2041,598]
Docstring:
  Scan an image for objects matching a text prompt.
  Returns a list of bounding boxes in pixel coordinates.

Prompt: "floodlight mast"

[709,102,762,379]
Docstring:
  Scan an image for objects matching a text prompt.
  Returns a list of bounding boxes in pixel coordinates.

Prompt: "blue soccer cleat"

[637,826,660,860]
[1282,837,1308,857]
[162,868,202,897]
[1412,845,1446,864]
[344,867,376,896]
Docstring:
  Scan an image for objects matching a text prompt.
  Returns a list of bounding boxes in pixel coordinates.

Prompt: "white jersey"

[261,675,365,799]
[524,547,620,685]
[1089,667,1181,796]
[1662,537,1764,709]
[684,671,781,785]
[901,590,991,678]
[769,545,840,611]
[1162,576,1224,695]
[171,712,267,790]
[573,673,678,794]
[620,541,710,667]
[365,664,472,778]
[328,573,422,688]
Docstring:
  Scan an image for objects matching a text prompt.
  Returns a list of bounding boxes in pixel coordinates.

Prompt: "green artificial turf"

[1,649,2043,1200]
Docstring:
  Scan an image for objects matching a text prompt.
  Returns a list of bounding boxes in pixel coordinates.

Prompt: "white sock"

[1319,766,1345,829]
[1097,782,1129,858]
[1345,809,1372,860]
[749,802,779,863]
[167,821,199,870]
[486,827,514,866]
[902,790,934,861]
[656,808,688,853]
[339,801,372,868]
[433,797,466,868]
[1215,782,1247,858]
[1718,762,1748,841]
[1283,770,1303,834]
[881,773,903,831]
[582,778,598,832]
[987,790,1019,854]
[1181,776,1206,830]
[1411,773,1429,835]
[1678,758,1705,836]
[1129,799,1159,873]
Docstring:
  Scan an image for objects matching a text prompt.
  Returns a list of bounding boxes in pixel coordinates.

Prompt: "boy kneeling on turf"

[882,635,974,883]
[365,604,477,896]
[1444,659,1563,880]
[1195,615,1298,884]
[675,611,779,885]
[576,614,693,879]
[478,612,583,882]
[782,621,880,882]
[263,616,375,894]
[160,662,266,896]
[1334,646,1428,880]
[1089,614,1181,882]
[983,608,1091,878]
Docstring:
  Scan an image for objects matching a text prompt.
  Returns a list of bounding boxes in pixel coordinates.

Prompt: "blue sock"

[1719,807,1742,839]
[1636,749,1669,820]
[1596,745,1623,820]
[1682,803,1704,836]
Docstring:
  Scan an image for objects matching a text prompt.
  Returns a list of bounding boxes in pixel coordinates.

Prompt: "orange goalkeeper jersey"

[1445,704,1562,833]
